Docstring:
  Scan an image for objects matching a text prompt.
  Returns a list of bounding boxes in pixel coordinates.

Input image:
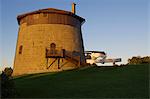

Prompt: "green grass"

[13,64,149,98]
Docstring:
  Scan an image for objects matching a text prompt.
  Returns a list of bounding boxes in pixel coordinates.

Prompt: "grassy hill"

[13,64,149,98]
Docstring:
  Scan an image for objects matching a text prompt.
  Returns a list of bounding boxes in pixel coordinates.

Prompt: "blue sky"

[0,0,149,67]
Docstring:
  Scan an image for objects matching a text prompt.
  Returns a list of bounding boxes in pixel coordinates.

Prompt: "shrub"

[128,56,150,65]
[1,67,17,98]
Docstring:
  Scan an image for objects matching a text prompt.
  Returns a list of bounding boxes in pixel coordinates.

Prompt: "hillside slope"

[13,64,149,98]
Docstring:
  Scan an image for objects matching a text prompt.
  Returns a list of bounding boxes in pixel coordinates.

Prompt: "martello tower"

[13,3,86,76]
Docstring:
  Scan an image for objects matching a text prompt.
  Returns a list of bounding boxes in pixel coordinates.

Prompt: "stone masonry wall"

[13,22,85,76]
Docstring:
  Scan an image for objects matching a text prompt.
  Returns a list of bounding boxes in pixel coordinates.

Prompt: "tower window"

[50,43,56,54]
[50,43,56,49]
[19,45,23,54]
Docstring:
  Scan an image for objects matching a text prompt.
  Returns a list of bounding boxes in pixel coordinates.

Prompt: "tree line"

[128,56,150,65]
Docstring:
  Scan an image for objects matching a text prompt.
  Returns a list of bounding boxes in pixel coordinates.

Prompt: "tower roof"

[17,8,85,24]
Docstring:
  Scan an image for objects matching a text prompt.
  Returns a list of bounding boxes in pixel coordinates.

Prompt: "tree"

[128,56,150,65]
[1,67,17,98]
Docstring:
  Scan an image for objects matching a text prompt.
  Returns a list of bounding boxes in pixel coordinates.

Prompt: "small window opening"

[50,43,56,54]
[50,43,56,49]
[19,45,23,54]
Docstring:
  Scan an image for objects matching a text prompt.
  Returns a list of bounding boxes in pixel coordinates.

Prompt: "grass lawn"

[13,64,149,98]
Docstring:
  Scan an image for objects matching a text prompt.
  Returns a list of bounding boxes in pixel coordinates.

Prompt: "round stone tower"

[13,4,86,76]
